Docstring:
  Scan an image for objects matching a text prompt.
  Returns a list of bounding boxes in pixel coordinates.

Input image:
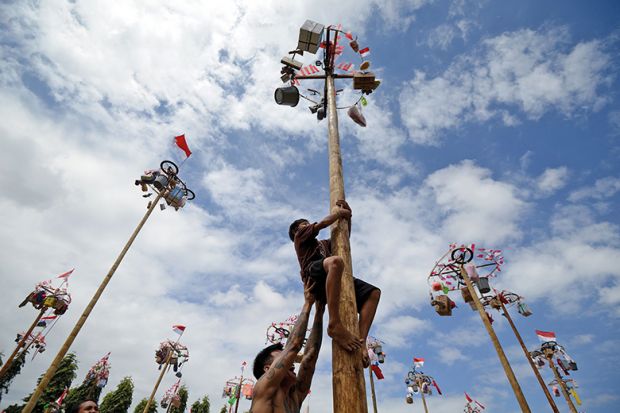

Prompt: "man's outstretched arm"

[294,301,325,403]
[316,207,351,232]
[254,280,315,398]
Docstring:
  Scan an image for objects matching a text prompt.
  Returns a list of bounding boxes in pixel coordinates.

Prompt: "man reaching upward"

[288,200,380,366]
[250,279,324,413]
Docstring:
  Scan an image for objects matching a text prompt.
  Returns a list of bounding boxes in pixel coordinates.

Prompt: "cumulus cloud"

[400,27,612,144]
[569,176,620,201]
[535,166,569,195]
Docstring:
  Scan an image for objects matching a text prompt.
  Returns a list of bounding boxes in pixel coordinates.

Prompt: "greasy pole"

[547,357,578,413]
[0,308,45,379]
[22,192,164,413]
[417,379,429,413]
[327,73,368,413]
[500,300,559,413]
[368,367,378,413]
[459,266,531,412]
[143,350,174,413]
[233,367,245,413]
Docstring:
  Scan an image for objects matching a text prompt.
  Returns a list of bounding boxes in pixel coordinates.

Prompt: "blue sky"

[1,1,619,412]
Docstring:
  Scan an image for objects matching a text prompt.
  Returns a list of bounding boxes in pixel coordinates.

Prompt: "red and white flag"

[55,387,69,406]
[300,65,321,76]
[337,62,354,71]
[172,325,186,335]
[535,330,556,342]
[41,315,58,321]
[413,357,424,368]
[56,269,74,279]
[465,392,473,403]
[174,134,192,158]
[359,47,370,57]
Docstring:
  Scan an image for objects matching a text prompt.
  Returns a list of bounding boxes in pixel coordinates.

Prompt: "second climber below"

[288,199,380,367]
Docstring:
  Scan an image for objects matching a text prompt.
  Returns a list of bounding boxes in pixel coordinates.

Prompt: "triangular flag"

[174,134,192,158]
[56,269,74,279]
[360,96,368,106]
[465,392,473,403]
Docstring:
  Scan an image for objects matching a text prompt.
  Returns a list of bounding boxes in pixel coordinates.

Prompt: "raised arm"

[294,301,325,403]
[316,206,351,232]
[254,279,315,397]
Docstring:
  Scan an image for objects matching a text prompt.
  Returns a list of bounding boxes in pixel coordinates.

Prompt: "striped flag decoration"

[300,65,321,76]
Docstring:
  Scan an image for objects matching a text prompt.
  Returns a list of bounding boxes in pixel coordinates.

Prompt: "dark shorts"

[305,258,378,312]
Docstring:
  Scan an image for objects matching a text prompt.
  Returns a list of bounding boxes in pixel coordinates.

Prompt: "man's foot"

[362,351,370,368]
[327,323,363,352]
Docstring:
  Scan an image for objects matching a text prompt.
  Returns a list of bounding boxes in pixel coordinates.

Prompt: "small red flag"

[370,364,384,380]
[174,134,192,158]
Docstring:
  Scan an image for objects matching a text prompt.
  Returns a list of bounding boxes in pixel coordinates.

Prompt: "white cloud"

[568,176,620,201]
[535,166,568,195]
[427,24,458,50]
[424,160,527,244]
[375,316,429,347]
[400,27,611,144]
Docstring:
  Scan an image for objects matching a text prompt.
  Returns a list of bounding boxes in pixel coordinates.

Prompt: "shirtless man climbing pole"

[250,279,324,413]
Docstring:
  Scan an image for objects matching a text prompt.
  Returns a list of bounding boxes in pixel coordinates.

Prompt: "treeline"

[0,353,218,412]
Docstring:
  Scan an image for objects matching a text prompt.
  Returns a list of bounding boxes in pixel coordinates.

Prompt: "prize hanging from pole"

[23,137,196,413]
[404,357,442,412]
[427,244,531,412]
[275,22,380,126]
[0,272,73,380]
[143,325,189,413]
[366,336,386,413]
[529,331,580,413]
[222,361,254,413]
[481,290,560,413]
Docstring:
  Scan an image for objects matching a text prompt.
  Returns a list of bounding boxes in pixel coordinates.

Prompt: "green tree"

[133,398,158,413]
[64,381,104,412]
[0,350,28,403]
[169,385,188,413]
[190,395,210,413]
[99,377,134,413]
[14,352,78,412]
[219,405,227,413]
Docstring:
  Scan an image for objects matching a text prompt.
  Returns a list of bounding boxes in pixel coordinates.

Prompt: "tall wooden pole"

[459,266,531,412]
[368,367,378,413]
[546,357,578,413]
[499,301,559,413]
[143,351,174,413]
[417,378,429,413]
[233,367,245,413]
[0,309,45,379]
[22,192,164,413]
[327,73,367,413]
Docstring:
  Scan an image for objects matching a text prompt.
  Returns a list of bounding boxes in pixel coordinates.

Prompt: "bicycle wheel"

[160,160,179,176]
